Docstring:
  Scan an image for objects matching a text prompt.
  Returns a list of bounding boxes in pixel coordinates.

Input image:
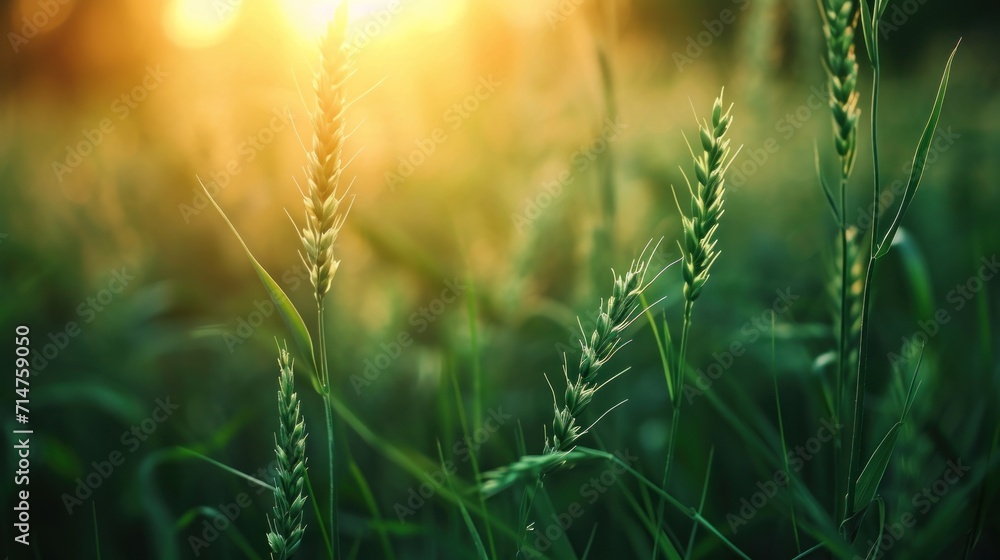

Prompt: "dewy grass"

[267,346,309,560]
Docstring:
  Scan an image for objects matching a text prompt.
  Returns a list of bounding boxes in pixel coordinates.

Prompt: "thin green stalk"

[834,173,848,523]
[449,363,497,559]
[318,305,338,560]
[846,63,881,520]
[684,446,715,558]
[773,313,800,552]
[580,448,752,560]
[305,469,334,559]
[92,503,101,560]
[653,299,693,559]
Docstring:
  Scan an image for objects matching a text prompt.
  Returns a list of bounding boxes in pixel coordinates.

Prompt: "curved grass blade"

[198,179,317,376]
[963,424,1000,558]
[684,447,716,559]
[875,42,960,259]
[575,447,752,560]
[176,446,276,492]
[92,502,102,560]
[438,442,488,560]
[874,0,890,20]
[175,506,263,560]
[814,143,842,224]
[857,0,878,68]
[864,497,886,560]
[349,460,395,560]
[855,348,923,508]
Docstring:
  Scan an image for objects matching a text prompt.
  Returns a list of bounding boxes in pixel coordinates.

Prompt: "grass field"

[2,0,999,558]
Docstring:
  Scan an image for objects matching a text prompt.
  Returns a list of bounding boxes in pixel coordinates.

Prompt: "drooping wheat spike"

[676,90,734,305]
[543,245,658,455]
[266,346,309,560]
[301,3,351,305]
[819,0,861,177]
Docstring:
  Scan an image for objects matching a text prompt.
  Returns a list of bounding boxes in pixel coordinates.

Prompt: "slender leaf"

[875,0,890,20]
[684,447,716,559]
[438,442,488,560]
[864,497,886,560]
[858,0,879,67]
[198,179,317,375]
[840,501,871,544]
[349,460,396,560]
[875,42,960,258]
[814,142,842,224]
[963,424,1000,558]
[176,446,275,492]
[855,349,923,507]
[580,525,599,560]
[92,502,102,560]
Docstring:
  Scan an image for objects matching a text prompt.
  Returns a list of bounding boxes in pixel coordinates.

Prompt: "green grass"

[2,1,998,559]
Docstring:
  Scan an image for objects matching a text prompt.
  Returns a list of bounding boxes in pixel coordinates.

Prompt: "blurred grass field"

[2,0,999,558]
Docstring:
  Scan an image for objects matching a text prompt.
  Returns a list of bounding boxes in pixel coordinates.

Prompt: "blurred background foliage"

[1,0,998,557]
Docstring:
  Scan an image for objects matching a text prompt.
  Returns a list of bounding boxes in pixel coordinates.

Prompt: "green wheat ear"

[819,0,861,177]
[675,89,735,304]
[266,345,309,560]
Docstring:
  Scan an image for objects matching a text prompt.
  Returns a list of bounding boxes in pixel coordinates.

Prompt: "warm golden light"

[280,0,466,42]
[163,0,241,49]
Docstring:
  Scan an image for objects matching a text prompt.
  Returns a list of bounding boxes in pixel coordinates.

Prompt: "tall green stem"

[652,299,694,558]
[318,304,338,559]
[834,174,848,523]
[845,64,880,520]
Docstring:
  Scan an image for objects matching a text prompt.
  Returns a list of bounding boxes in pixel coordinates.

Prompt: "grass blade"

[875,42,960,259]
[772,312,800,553]
[814,143,842,224]
[962,424,1000,558]
[581,525,599,560]
[176,446,276,492]
[199,179,318,378]
[92,502,102,560]
[683,447,715,559]
[857,0,878,67]
[863,497,886,560]
[855,348,923,508]
[349,460,396,560]
[437,441,488,560]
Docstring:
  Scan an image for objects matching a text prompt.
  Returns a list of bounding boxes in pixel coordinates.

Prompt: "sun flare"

[163,0,241,49]
[280,0,466,42]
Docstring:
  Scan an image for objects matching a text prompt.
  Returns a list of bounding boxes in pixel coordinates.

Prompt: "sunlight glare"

[281,0,466,42]
[163,0,241,49]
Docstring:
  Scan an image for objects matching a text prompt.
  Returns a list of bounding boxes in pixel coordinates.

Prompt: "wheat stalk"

[267,346,309,560]
[819,0,861,177]
[653,89,737,559]
[300,3,352,306]
[818,0,860,522]
[479,243,662,498]
[544,244,660,455]
[675,91,734,306]
[295,6,355,553]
